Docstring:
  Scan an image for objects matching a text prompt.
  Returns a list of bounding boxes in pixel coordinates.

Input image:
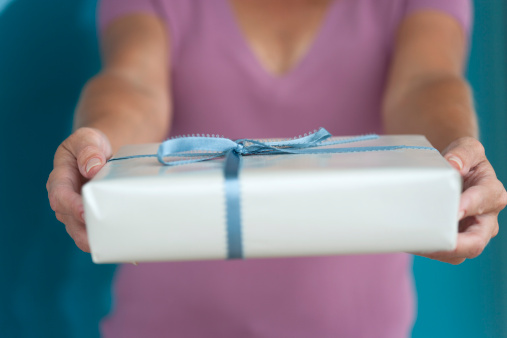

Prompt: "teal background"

[0,1,505,337]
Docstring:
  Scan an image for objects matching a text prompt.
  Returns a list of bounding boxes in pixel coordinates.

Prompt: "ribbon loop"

[156,128,338,166]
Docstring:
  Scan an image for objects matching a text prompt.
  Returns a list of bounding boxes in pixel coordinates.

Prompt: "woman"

[47,0,506,336]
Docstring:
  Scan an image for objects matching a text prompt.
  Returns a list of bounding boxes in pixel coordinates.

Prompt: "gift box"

[83,130,461,263]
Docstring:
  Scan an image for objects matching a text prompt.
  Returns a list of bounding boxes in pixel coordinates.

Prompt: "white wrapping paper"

[83,135,461,263]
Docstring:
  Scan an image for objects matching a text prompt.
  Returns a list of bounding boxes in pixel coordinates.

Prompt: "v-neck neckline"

[220,0,341,83]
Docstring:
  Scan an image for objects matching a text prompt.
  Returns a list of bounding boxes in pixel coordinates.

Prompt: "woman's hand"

[46,14,170,253]
[421,137,507,264]
[46,127,112,252]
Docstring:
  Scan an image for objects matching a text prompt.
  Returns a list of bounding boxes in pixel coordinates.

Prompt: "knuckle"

[492,225,499,238]
[452,137,484,160]
[444,138,482,163]
[46,170,59,192]
[79,145,101,159]
[74,238,85,251]
[471,139,485,155]
[74,237,90,253]
[49,185,77,214]
[48,189,61,212]
[73,127,103,147]
[46,176,51,192]
[499,190,507,209]
[468,241,486,259]
[476,199,486,215]
[55,212,66,224]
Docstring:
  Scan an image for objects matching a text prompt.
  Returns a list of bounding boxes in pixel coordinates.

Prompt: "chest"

[170,0,400,137]
[228,0,333,76]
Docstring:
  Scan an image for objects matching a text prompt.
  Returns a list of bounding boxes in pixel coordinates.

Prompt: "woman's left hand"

[421,137,507,264]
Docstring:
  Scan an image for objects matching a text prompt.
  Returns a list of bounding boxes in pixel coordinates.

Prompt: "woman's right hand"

[46,127,112,252]
[47,13,170,252]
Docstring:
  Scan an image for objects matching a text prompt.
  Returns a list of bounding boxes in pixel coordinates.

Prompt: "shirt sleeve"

[97,0,161,34]
[404,0,472,35]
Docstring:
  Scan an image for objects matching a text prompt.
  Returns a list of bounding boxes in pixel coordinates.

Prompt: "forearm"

[383,75,478,152]
[73,69,170,153]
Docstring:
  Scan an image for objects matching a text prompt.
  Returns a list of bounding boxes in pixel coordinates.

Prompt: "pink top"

[98,1,471,337]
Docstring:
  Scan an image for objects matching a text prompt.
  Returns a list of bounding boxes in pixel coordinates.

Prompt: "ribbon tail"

[223,150,244,259]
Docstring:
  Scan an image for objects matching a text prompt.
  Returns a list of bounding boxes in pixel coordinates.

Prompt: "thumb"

[444,153,464,173]
[81,153,106,179]
[442,137,485,177]
[67,128,113,179]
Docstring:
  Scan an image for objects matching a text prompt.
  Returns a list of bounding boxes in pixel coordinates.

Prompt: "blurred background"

[0,0,505,337]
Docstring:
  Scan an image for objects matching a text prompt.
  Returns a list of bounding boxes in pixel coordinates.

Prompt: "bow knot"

[234,142,246,155]
[156,128,341,166]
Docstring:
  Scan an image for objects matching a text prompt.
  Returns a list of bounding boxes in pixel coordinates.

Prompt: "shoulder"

[402,0,472,35]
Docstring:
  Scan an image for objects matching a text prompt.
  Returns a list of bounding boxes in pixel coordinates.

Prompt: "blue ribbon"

[110,128,436,259]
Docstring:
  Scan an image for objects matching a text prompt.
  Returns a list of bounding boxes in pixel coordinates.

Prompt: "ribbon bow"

[156,127,381,166]
[112,128,435,259]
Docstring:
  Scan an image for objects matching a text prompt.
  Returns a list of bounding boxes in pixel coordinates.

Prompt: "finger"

[55,212,67,224]
[59,128,112,179]
[411,252,466,265]
[47,167,85,222]
[443,137,485,176]
[440,257,466,265]
[452,215,495,259]
[416,214,496,262]
[59,214,90,252]
[459,179,507,218]
[49,184,84,222]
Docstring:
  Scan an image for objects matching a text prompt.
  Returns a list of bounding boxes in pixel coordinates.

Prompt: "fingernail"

[448,156,463,171]
[80,212,85,223]
[458,210,465,220]
[86,158,101,173]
